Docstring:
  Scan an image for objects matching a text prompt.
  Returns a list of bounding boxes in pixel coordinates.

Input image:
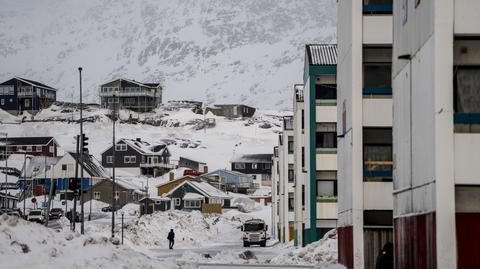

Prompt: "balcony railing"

[363,87,392,95]
[17,92,35,97]
[363,4,393,14]
[140,162,175,169]
[454,113,480,124]
[100,91,157,98]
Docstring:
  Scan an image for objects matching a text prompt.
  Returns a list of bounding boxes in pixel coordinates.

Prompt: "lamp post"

[78,67,85,235]
[121,211,124,245]
[111,94,117,238]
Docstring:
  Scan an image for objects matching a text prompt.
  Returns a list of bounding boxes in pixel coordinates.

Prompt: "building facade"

[293,84,306,247]
[303,44,339,246]
[0,77,57,115]
[337,2,393,268]
[392,0,480,268]
[271,146,280,240]
[99,78,162,112]
[231,154,273,187]
[205,104,256,118]
[0,137,59,158]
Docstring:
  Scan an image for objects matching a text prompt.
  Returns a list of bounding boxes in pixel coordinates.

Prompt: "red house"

[1,137,59,157]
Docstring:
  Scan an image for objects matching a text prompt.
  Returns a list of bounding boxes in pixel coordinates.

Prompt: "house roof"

[1,137,56,146]
[230,154,273,164]
[155,175,198,188]
[183,192,204,200]
[166,180,230,199]
[67,152,110,179]
[101,78,161,89]
[14,77,57,91]
[139,196,170,202]
[203,169,252,179]
[107,138,169,156]
[179,156,206,165]
[306,44,337,66]
[25,156,61,178]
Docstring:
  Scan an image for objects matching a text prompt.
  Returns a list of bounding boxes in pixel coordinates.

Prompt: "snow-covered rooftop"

[120,138,168,156]
[230,153,273,163]
[183,192,204,200]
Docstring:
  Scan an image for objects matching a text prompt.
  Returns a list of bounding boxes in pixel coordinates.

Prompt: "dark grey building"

[101,138,173,177]
[205,104,256,118]
[84,178,143,207]
[231,154,273,187]
[178,157,207,173]
[99,78,162,112]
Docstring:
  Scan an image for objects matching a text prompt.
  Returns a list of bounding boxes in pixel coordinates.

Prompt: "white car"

[27,210,44,223]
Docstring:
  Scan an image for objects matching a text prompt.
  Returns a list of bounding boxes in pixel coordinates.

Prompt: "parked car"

[101,205,123,212]
[27,210,44,223]
[49,208,64,219]
[183,169,202,176]
[66,210,81,222]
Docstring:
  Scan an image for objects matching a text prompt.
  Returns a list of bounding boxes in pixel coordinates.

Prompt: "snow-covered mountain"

[0,0,336,109]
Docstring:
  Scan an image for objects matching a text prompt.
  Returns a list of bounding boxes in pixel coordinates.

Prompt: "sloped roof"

[139,196,170,202]
[155,175,198,188]
[68,152,109,178]
[230,154,273,164]
[120,138,169,156]
[183,192,204,200]
[306,44,337,66]
[203,169,252,178]
[166,180,230,199]
[101,78,161,89]
[2,137,56,146]
[15,77,57,91]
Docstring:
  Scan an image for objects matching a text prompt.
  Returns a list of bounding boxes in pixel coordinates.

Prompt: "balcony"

[17,92,35,97]
[139,162,175,169]
[100,90,157,98]
[316,105,337,123]
[363,4,392,14]
[316,200,338,219]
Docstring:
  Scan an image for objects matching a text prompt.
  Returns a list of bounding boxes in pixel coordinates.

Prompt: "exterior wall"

[84,180,139,207]
[178,157,203,171]
[157,177,199,196]
[454,0,480,35]
[293,97,305,246]
[0,78,56,115]
[271,151,280,240]
[362,99,392,127]
[454,134,480,184]
[277,129,295,243]
[363,16,393,45]
[6,139,58,157]
[363,182,393,210]
[100,79,162,112]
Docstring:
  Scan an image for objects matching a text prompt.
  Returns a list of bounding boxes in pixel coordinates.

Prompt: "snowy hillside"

[0,0,336,109]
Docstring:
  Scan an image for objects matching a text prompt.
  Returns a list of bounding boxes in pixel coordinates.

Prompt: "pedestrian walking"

[375,242,394,269]
[167,229,175,249]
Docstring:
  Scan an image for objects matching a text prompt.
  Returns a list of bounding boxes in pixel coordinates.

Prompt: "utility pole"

[111,94,117,238]
[78,67,85,235]
[43,155,47,214]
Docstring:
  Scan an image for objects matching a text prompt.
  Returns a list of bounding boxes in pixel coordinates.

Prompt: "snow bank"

[123,210,243,248]
[270,229,343,267]
[179,249,258,265]
[0,214,176,269]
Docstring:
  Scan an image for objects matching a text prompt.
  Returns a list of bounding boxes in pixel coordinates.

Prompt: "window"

[363,128,393,182]
[454,67,480,114]
[316,123,337,149]
[317,180,337,197]
[94,192,101,199]
[49,146,54,153]
[263,163,271,169]
[124,156,136,163]
[0,99,4,105]
[234,163,246,169]
[252,163,257,169]
[25,99,30,107]
[363,47,392,93]
[288,164,294,183]
[115,144,127,151]
[26,146,32,152]
[36,146,42,152]
[114,191,119,200]
[141,156,145,163]
[173,198,181,206]
[288,193,294,212]
[315,84,337,101]
[301,109,304,130]
[287,136,294,154]
[301,147,305,168]
[106,156,113,163]
[184,200,201,208]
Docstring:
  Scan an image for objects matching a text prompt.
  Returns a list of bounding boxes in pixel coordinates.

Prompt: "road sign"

[31,197,37,203]
[42,202,48,208]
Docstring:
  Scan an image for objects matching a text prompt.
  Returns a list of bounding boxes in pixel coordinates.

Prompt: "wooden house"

[205,104,256,118]
[231,153,273,187]
[156,175,201,196]
[84,178,143,207]
[139,197,171,214]
[0,136,59,157]
[165,181,231,213]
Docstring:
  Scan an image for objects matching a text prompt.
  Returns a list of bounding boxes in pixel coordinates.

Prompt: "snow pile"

[123,210,243,248]
[0,214,176,269]
[178,249,258,265]
[270,229,341,267]
[231,196,257,213]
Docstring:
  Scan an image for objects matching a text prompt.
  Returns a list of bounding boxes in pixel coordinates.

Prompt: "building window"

[25,99,30,108]
[287,136,294,154]
[36,146,42,152]
[252,163,257,169]
[317,180,337,198]
[173,198,181,206]
[114,191,119,200]
[26,146,32,152]
[363,0,393,14]
[184,200,201,208]
[124,156,136,164]
[49,146,54,153]
[115,144,127,151]
[301,109,304,130]
[0,99,4,105]
[234,163,246,169]
[106,156,113,163]
[454,67,480,114]
[288,164,294,183]
[141,156,146,163]
[363,128,393,182]
[94,192,101,200]
[263,163,271,169]
[288,193,294,212]
[316,123,337,150]
[363,47,392,94]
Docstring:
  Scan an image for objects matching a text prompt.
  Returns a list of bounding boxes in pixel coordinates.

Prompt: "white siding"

[316,154,337,171]
[362,98,392,127]
[316,106,337,123]
[317,202,338,220]
[455,134,480,184]
[363,16,393,45]
[363,182,393,210]
[454,0,480,35]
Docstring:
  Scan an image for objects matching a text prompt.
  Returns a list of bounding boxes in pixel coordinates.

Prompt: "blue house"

[165,180,231,211]
[0,77,57,115]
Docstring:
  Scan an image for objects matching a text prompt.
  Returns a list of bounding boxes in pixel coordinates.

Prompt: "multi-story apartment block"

[302,44,339,246]
[392,0,480,268]
[337,1,393,268]
[271,146,280,240]
[100,78,162,112]
[293,84,305,247]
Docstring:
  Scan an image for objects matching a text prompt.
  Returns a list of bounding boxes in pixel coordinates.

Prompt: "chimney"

[203,165,208,174]
[136,138,141,142]
[169,172,174,181]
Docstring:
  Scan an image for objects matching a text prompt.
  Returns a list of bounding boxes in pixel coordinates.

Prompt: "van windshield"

[29,211,41,215]
[244,223,264,232]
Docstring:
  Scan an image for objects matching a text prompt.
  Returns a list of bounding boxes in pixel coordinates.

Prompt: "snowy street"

[197,264,314,269]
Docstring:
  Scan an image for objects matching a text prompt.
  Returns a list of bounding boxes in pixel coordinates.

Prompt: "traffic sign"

[31,197,37,203]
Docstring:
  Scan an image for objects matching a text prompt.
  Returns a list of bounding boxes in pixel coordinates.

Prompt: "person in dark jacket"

[167,229,175,249]
[375,242,394,269]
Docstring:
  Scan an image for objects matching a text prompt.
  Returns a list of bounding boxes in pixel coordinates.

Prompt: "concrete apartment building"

[271,145,280,240]
[392,0,480,268]
[293,84,306,247]
[302,44,339,246]
[337,1,393,268]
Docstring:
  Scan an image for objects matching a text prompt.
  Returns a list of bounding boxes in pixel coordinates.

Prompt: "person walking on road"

[375,242,393,269]
[167,229,175,249]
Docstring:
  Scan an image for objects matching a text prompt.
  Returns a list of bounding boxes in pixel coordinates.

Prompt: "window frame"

[234,163,246,169]
[94,191,101,200]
